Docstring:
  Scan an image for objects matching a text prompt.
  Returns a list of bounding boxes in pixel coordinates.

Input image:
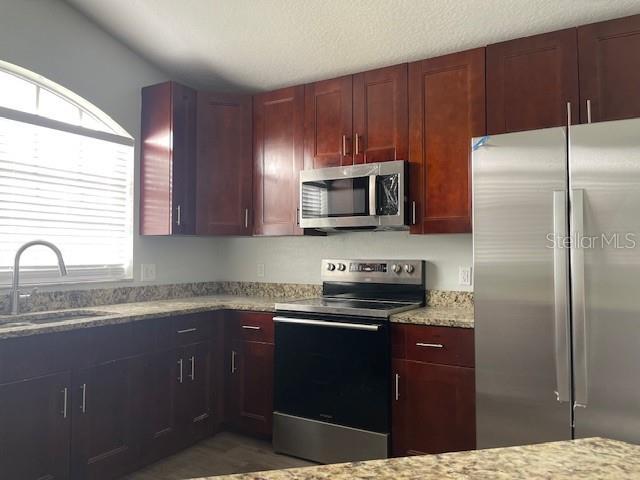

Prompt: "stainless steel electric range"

[273,258,425,464]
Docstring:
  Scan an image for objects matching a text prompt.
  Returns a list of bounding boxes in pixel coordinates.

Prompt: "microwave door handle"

[369,175,377,216]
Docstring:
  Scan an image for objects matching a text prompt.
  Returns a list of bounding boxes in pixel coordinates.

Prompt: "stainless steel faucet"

[10,240,68,315]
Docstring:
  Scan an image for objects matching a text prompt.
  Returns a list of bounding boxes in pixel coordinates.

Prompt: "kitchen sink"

[0,309,111,328]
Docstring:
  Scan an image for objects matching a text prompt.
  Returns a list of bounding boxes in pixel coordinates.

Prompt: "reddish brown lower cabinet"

[196,92,253,235]
[409,48,485,234]
[578,14,640,124]
[0,372,72,480]
[253,86,305,236]
[226,312,274,437]
[486,28,579,134]
[391,324,476,456]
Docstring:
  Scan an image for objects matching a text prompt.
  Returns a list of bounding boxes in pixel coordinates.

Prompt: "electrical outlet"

[141,264,156,281]
[458,266,472,287]
[257,263,265,278]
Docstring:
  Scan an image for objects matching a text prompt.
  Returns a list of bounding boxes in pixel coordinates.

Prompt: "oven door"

[299,160,406,230]
[273,314,390,433]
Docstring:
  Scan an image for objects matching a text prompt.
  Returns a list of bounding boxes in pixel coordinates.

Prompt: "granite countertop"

[391,305,474,329]
[208,438,640,480]
[0,295,474,340]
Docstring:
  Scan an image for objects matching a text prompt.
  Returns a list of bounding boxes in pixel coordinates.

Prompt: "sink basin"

[0,309,111,328]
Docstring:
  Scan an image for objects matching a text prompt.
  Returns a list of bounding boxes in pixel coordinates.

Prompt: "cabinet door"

[196,92,253,235]
[0,372,71,480]
[253,86,304,236]
[140,350,181,463]
[177,342,213,446]
[486,29,579,134]
[578,14,640,123]
[140,81,197,235]
[392,359,475,456]
[71,358,144,480]
[304,76,353,169]
[409,48,485,234]
[228,339,274,437]
[353,64,408,164]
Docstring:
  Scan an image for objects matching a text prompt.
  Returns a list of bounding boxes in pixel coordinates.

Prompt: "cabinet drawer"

[230,312,274,344]
[395,324,474,367]
[157,313,213,350]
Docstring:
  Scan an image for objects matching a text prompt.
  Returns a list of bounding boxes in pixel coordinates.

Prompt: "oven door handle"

[369,175,377,216]
[273,316,380,332]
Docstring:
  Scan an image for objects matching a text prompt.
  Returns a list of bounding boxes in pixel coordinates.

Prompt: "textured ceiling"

[65,0,640,92]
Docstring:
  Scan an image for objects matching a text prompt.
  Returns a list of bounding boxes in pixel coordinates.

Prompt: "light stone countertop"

[207,437,640,480]
[0,295,473,340]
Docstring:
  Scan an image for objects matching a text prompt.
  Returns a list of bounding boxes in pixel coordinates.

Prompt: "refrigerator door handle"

[571,188,588,408]
[553,190,571,403]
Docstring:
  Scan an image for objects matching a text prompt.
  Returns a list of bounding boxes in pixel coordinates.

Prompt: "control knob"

[404,264,415,274]
[337,263,346,271]
[391,264,402,274]
[326,263,336,271]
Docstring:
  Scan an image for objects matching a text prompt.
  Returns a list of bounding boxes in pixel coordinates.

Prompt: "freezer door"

[473,127,572,449]
[569,118,640,444]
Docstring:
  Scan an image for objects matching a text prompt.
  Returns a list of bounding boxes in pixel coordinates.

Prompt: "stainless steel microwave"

[299,160,408,231]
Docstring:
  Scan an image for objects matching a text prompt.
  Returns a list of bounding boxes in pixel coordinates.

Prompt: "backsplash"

[1,281,470,314]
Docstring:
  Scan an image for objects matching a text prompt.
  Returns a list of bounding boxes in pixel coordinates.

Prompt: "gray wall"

[0,0,225,287]
[0,0,472,292]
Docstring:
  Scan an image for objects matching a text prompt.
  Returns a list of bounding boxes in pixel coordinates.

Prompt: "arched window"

[0,60,134,286]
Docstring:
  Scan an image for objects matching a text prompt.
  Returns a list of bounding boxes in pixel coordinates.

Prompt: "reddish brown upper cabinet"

[353,64,408,164]
[140,82,197,235]
[253,86,305,236]
[391,324,475,457]
[304,75,353,169]
[409,48,485,234]
[486,28,579,134]
[578,14,640,124]
[196,92,253,235]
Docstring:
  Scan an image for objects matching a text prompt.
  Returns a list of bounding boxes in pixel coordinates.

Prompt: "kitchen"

[1,0,640,479]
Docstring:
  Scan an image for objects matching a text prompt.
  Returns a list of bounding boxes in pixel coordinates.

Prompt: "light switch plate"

[257,263,265,278]
[459,266,472,286]
[141,264,156,281]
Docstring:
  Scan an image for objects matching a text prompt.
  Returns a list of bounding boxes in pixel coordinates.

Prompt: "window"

[0,61,134,286]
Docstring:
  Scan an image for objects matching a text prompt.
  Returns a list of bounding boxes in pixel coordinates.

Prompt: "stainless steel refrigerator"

[473,117,640,449]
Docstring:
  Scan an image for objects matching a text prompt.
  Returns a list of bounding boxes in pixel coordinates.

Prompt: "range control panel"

[321,259,424,285]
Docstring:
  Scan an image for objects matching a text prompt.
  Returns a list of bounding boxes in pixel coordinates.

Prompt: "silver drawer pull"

[178,358,184,383]
[189,355,195,381]
[241,325,261,330]
[416,342,444,349]
[80,383,87,413]
[177,327,197,334]
[61,387,68,418]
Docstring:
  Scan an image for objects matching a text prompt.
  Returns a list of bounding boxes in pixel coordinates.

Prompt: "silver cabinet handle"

[61,387,68,418]
[567,102,572,128]
[342,134,348,157]
[231,350,237,373]
[368,174,377,216]
[245,208,249,228]
[177,327,197,334]
[553,190,571,403]
[354,133,360,156]
[296,207,300,226]
[394,373,399,401]
[189,355,195,381]
[416,342,444,348]
[241,325,261,330]
[177,358,184,384]
[586,99,592,124]
[571,188,588,408]
[80,383,87,413]
[411,201,416,225]
[273,316,380,332]
[176,204,181,226]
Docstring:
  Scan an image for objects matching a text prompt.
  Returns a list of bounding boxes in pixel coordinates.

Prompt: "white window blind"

[0,64,134,286]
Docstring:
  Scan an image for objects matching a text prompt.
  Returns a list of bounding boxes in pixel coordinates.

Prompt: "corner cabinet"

[409,48,485,234]
[140,81,197,235]
[391,324,475,456]
[486,29,579,134]
[196,92,253,235]
[253,86,305,236]
[578,14,640,123]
